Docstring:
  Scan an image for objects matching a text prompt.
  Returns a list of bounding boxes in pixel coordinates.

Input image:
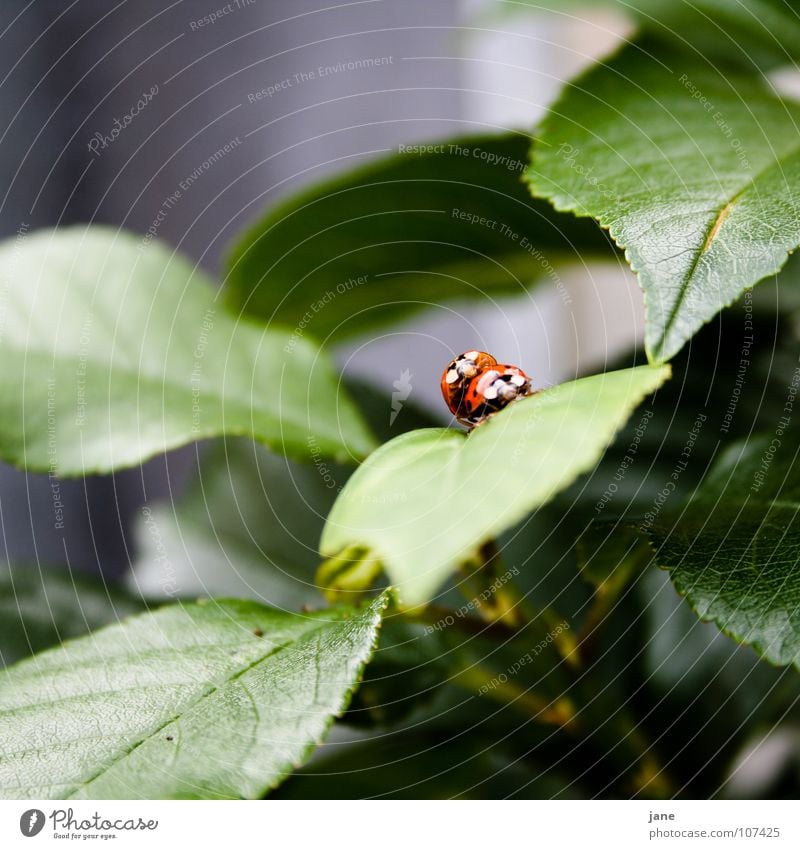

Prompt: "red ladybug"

[441,350,497,416]
[441,350,535,427]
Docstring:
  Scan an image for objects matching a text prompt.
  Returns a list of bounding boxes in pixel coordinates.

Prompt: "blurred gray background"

[0,0,639,577]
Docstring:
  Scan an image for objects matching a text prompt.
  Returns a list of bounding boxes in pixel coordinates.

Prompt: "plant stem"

[458,539,579,665]
[608,705,677,799]
[415,538,677,797]
[409,604,521,641]
[451,662,578,732]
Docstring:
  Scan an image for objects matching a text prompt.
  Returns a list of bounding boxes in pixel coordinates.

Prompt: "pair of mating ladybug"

[440,350,535,428]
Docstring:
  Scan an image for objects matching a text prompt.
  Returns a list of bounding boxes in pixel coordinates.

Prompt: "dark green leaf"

[494,1,800,70]
[648,433,800,667]
[528,42,800,361]
[274,727,580,799]
[643,568,800,716]
[631,0,800,70]
[130,439,344,609]
[225,133,613,343]
[0,565,142,668]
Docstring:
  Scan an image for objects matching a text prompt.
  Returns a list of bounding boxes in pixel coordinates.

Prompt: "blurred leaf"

[320,365,669,607]
[129,382,442,607]
[274,728,580,799]
[225,133,613,343]
[630,0,800,69]
[528,42,800,361]
[636,568,800,795]
[343,620,447,727]
[648,433,800,667]
[0,564,142,668]
[130,440,344,609]
[0,595,386,799]
[494,0,800,69]
[577,521,651,594]
[0,227,374,476]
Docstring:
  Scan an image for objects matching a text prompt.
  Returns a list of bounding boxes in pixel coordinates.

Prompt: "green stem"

[451,662,578,732]
[417,538,677,797]
[606,705,678,799]
[457,540,578,665]
[408,604,521,641]
[575,543,651,665]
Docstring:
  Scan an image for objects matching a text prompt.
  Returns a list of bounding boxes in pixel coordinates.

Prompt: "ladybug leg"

[464,416,488,431]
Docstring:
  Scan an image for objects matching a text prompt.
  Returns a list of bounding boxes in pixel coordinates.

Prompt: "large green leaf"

[320,365,669,607]
[129,382,442,607]
[0,565,142,668]
[0,227,374,476]
[647,434,800,668]
[0,595,386,799]
[629,0,800,69]
[527,41,800,362]
[225,133,613,342]
[500,0,800,70]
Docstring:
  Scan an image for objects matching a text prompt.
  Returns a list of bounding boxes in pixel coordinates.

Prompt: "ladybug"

[441,350,535,427]
[441,350,497,415]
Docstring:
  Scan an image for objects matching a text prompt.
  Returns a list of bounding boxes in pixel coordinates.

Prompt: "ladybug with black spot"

[440,350,497,416]
[441,350,535,427]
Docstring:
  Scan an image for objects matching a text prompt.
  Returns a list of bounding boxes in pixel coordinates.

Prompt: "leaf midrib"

[609,87,800,359]
[1,347,313,441]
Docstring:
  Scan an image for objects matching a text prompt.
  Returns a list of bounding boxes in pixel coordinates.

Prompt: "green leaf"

[637,568,800,795]
[577,521,651,595]
[225,133,612,342]
[320,365,670,607]
[0,227,375,476]
[527,42,800,362]
[628,0,800,70]
[129,382,441,607]
[0,565,142,667]
[647,433,800,668]
[0,594,387,799]
[642,568,800,718]
[496,1,800,70]
[130,439,344,609]
[488,0,800,68]
[274,729,580,799]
